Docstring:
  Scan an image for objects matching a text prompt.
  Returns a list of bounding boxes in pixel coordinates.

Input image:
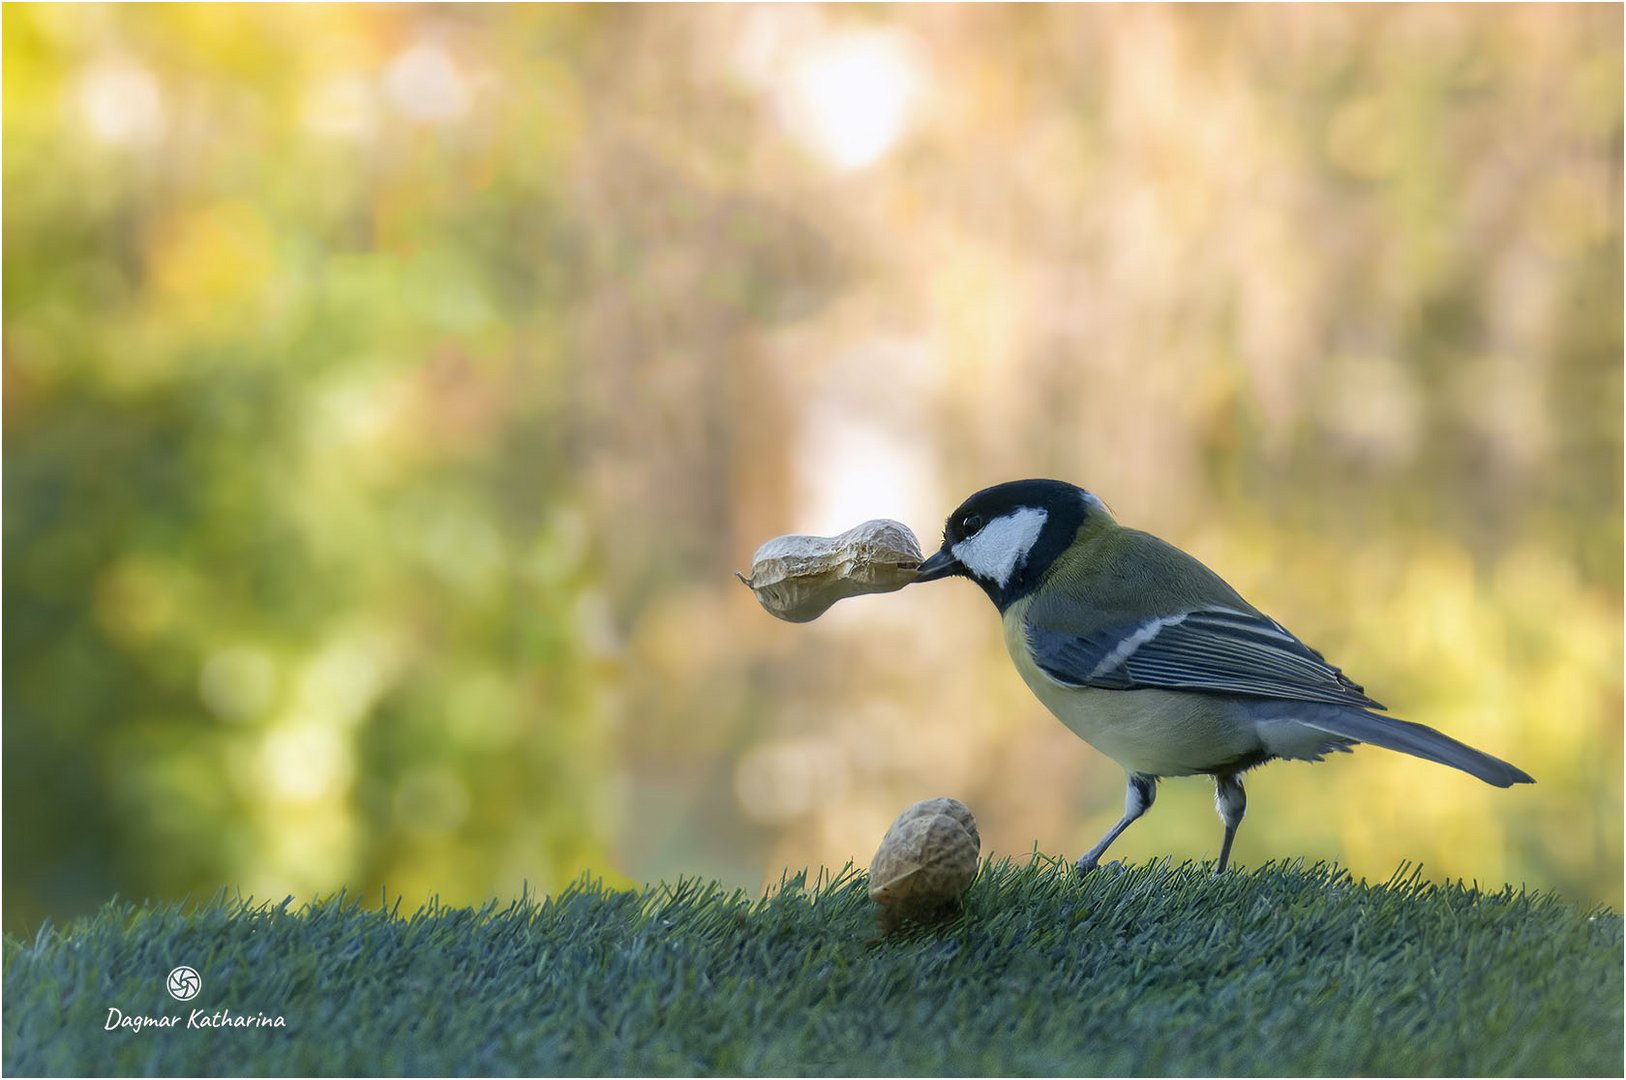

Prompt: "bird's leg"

[1076,773,1156,873]
[1213,772,1246,874]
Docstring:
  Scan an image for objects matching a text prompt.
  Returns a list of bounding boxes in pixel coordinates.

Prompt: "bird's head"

[913,479,1111,610]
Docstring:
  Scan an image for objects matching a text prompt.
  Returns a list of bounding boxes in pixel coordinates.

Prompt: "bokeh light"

[76,57,165,146]
[779,28,923,170]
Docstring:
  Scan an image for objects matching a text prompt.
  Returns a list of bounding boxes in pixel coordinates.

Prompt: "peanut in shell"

[735,519,923,623]
[869,797,980,930]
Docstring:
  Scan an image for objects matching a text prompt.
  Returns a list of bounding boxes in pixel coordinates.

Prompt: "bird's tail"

[1294,707,1534,788]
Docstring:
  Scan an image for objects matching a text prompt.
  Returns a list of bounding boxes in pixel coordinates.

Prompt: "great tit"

[912,478,1533,874]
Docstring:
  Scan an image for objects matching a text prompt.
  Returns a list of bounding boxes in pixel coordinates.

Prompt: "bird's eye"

[959,514,984,535]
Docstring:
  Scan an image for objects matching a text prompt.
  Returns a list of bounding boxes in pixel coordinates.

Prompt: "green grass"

[4,858,1621,1076]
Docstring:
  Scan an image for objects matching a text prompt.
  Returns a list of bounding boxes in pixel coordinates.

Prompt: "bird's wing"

[1025,605,1386,709]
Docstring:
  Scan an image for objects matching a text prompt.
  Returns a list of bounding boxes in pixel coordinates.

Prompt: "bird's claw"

[1075,858,1126,877]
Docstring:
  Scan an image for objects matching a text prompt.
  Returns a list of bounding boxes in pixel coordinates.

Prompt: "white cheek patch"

[951,507,1048,588]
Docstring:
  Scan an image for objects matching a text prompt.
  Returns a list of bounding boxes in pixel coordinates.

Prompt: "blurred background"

[4,4,1621,933]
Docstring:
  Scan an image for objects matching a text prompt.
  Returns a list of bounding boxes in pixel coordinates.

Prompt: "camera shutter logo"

[166,965,201,1002]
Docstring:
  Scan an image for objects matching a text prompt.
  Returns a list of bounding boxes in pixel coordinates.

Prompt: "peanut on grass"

[869,797,980,932]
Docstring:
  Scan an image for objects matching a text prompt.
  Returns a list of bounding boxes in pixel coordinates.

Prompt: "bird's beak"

[912,546,963,584]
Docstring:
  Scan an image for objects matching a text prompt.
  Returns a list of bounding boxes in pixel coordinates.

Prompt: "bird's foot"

[1075,857,1126,876]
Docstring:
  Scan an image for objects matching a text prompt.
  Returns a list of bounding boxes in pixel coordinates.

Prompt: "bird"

[910,478,1533,874]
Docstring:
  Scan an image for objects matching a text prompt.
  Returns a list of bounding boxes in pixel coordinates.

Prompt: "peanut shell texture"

[869,797,980,932]
[735,519,923,623]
